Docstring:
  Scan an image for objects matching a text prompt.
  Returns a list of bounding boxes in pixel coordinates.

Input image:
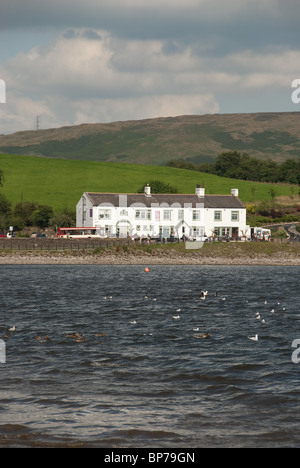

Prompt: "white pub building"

[76,184,249,240]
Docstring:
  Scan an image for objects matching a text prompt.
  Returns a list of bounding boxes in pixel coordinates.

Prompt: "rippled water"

[0,264,300,448]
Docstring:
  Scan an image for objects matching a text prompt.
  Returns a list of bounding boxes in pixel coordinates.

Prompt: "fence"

[0,235,299,252]
[0,238,133,252]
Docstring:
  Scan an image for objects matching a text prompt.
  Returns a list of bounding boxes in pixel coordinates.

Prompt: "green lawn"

[0,153,297,212]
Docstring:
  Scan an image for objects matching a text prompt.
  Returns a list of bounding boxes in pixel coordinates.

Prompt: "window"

[98,209,111,220]
[192,210,200,221]
[192,227,205,237]
[215,227,231,236]
[214,211,222,221]
[135,210,151,220]
[163,210,171,221]
[231,211,239,221]
[178,210,184,221]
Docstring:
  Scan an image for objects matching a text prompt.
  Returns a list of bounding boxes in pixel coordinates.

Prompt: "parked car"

[31,232,47,238]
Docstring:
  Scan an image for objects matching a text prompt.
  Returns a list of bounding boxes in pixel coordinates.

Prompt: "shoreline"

[0,251,300,266]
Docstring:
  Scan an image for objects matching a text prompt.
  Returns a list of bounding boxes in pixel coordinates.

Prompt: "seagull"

[8,326,16,332]
[193,328,200,332]
[173,315,180,320]
[261,319,266,324]
[130,321,137,324]
[176,308,181,312]
[256,314,261,320]
[271,309,275,313]
[248,334,258,341]
[200,291,208,299]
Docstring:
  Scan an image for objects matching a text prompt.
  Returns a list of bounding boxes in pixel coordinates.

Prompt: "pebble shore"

[0,250,299,266]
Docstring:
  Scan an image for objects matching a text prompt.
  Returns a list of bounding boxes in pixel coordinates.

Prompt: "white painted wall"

[76,191,248,239]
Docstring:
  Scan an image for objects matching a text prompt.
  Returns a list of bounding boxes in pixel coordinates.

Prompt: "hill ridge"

[1,112,300,164]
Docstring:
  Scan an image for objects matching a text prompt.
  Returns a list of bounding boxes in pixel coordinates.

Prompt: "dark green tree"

[32,205,54,228]
[137,180,179,194]
[14,201,37,226]
[0,193,12,231]
[49,209,76,231]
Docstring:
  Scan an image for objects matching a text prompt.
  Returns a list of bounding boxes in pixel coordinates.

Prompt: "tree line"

[0,168,75,233]
[0,196,75,233]
[167,151,300,185]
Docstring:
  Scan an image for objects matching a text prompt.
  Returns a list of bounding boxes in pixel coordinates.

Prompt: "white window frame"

[163,210,171,221]
[231,211,239,222]
[214,211,222,221]
[135,210,151,220]
[192,210,201,221]
[98,209,111,220]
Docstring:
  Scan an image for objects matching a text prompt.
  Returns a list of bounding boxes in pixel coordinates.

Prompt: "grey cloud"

[63,29,102,41]
[2,0,300,132]
[2,0,300,53]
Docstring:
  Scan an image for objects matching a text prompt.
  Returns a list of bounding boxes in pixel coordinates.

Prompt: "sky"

[0,0,300,134]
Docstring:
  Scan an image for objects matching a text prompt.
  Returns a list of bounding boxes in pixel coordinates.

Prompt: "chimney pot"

[144,184,151,197]
[196,185,205,197]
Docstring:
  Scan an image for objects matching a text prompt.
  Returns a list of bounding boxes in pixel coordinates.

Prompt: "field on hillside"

[0,154,297,212]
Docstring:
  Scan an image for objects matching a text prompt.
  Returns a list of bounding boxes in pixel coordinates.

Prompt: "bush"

[49,210,76,231]
[14,201,37,226]
[246,204,256,215]
[32,205,54,228]
[137,180,179,194]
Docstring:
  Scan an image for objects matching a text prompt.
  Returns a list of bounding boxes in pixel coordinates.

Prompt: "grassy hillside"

[1,113,300,165]
[0,153,297,213]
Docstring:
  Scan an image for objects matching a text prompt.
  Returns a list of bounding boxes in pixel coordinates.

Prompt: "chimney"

[195,184,205,197]
[144,184,151,197]
[231,188,239,197]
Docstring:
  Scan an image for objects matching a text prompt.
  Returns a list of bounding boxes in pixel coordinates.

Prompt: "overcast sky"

[1,0,300,133]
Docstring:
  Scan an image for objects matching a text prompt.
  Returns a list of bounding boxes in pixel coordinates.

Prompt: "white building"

[76,185,249,239]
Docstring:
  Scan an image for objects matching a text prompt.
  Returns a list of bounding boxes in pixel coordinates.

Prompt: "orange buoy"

[144,267,150,272]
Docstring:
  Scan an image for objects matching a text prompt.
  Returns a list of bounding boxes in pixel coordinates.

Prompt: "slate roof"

[85,192,246,209]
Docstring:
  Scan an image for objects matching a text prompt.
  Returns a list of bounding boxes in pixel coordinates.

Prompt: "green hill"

[0,153,296,213]
[1,112,300,165]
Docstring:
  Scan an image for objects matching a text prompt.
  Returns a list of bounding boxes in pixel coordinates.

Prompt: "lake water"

[0,264,300,448]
